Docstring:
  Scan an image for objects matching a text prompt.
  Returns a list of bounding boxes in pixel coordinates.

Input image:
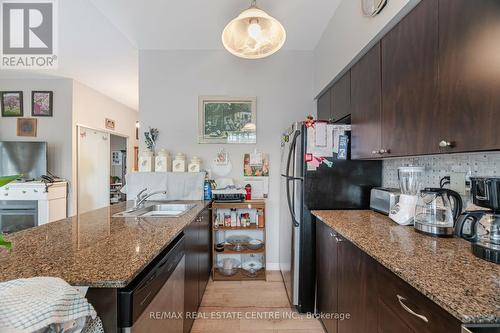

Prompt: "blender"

[389,166,425,225]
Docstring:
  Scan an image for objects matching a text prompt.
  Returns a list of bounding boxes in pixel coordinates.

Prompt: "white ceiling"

[0,0,342,111]
[0,0,139,110]
[89,0,342,50]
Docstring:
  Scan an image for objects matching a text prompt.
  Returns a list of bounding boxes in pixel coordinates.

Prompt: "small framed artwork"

[31,91,53,117]
[198,96,257,144]
[105,118,115,130]
[17,118,37,137]
[1,91,23,117]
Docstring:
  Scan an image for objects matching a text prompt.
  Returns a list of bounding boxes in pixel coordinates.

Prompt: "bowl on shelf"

[247,239,264,250]
[226,235,251,252]
[241,259,263,278]
[216,258,241,276]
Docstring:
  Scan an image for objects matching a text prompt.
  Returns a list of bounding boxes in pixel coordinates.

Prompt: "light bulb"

[247,21,262,40]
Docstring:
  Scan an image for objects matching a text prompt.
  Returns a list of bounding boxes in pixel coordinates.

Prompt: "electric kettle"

[414,188,463,237]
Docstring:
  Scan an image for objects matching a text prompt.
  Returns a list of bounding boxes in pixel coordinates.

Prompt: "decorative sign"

[105,118,115,130]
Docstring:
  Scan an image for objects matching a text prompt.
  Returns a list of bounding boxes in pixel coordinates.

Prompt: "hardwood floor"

[191,271,324,333]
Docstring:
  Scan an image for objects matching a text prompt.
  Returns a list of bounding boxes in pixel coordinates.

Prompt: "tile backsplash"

[382,152,500,189]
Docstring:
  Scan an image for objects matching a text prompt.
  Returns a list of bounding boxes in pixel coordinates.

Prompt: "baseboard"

[265,263,280,270]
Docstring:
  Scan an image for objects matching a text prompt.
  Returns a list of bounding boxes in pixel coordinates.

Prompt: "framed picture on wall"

[1,91,23,117]
[31,91,53,117]
[198,96,257,144]
[17,118,37,137]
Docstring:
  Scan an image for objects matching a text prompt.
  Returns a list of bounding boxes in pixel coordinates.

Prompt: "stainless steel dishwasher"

[118,234,185,333]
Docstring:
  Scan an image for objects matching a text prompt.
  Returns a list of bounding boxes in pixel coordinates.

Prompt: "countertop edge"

[95,200,212,289]
[312,212,500,325]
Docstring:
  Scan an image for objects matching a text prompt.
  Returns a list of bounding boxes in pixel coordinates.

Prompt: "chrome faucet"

[134,188,167,209]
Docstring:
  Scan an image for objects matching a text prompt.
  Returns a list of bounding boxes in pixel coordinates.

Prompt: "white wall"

[72,81,138,214]
[139,50,315,267]
[0,78,74,210]
[313,0,420,96]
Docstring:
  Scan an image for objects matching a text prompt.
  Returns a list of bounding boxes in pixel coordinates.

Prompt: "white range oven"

[0,200,38,233]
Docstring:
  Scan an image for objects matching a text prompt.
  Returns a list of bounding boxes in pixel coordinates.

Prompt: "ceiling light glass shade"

[222,5,286,59]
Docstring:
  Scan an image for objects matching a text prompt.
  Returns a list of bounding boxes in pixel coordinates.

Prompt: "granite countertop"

[312,210,500,325]
[0,200,210,288]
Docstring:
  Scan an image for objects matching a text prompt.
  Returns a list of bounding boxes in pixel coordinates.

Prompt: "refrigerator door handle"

[285,130,301,228]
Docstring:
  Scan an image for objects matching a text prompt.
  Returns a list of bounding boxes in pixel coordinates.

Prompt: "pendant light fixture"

[222,0,286,59]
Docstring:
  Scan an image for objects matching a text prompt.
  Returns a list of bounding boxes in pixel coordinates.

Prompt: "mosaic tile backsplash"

[382,152,500,189]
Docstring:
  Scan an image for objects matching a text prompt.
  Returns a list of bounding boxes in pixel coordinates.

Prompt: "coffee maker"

[455,177,500,264]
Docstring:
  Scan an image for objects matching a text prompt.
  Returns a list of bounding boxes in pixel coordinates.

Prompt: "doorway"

[110,134,127,205]
[77,126,128,214]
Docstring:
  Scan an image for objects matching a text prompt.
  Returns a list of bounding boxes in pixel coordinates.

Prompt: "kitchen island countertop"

[312,210,500,325]
[0,201,210,288]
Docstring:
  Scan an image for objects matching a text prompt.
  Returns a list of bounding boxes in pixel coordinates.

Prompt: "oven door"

[0,200,38,233]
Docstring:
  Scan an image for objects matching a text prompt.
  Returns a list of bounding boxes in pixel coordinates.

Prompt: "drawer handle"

[397,295,429,323]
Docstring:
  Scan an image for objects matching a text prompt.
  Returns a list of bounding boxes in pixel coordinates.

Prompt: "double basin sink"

[113,203,196,218]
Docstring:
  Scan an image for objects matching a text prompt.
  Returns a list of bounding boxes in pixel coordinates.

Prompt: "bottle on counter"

[245,184,252,200]
[204,173,212,200]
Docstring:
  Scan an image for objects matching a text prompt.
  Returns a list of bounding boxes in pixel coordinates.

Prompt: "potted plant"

[0,174,19,252]
[0,175,19,187]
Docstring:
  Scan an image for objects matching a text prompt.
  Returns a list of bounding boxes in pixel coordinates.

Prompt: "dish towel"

[166,172,204,200]
[123,172,169,200]
[0,277,97,333]
[124,172,204,201]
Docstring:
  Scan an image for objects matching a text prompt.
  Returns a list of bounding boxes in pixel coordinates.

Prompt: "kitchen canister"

[188,156,202,173]
[139,151,154,172]
[172,153,187,172]
[155,149,172,172]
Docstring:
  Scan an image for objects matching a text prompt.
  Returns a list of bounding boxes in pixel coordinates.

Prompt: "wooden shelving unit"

[212,200,266,281]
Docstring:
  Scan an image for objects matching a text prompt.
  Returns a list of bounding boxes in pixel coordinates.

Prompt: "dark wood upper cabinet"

[351,43,382,159]
[317,89,332,121]
[316,220,338,333]
[438,0,500,152]
[381,0,440,157]
[331,71,351,122]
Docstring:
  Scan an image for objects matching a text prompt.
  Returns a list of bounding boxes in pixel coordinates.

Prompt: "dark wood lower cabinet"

[377,300,413,333]
[197,209,211,303]
[337,236,377,333]
[315,220,461,333]
[316,220,338,333]
[184,208,211,333]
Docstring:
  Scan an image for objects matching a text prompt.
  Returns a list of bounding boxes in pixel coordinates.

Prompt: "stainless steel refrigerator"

[279,122,382,313]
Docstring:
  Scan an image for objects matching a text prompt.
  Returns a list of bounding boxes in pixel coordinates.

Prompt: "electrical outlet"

[450,172,467,195]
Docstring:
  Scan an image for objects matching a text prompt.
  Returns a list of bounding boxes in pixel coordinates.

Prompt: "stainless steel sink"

[113,203,196,218]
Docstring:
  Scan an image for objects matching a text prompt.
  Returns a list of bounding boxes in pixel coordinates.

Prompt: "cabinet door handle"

[379,149,390,154]
[372,150,380,155]
[335,236,343,243]
[439,140,454,148]
[329,231,336,238]
[397,295,429,323]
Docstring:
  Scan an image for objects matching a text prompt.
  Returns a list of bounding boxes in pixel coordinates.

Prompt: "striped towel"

[0,277,96,333]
